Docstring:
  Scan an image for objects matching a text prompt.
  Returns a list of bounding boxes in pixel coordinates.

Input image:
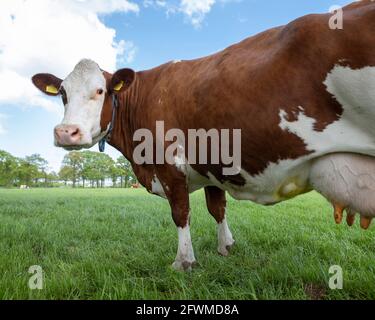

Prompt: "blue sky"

[110,0,353,71]
[0,0,353,171]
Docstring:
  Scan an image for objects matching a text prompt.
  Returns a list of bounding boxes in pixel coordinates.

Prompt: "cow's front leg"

[205,186,235,256]
[167,182,196,272]
[173,219,196,271]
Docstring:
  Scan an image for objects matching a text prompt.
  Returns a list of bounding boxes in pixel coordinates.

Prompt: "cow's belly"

[185,159,314,205]
[186,145,375,206]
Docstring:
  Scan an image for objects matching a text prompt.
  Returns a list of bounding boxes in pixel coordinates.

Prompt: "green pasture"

[0,188,374,300]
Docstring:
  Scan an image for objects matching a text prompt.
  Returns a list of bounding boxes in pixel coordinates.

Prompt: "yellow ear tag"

[46,85,59,94]
[113,81,124,92]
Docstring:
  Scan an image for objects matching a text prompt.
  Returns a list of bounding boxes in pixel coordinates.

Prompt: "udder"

[309,153,375,230]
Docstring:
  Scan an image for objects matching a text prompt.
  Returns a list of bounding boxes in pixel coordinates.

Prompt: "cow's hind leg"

[167,182,197,272]
[205,186,235,256]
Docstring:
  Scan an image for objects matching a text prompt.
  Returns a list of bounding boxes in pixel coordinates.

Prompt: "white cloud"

[72,0,139,15]
[145,0,238,28]
[116,40,138,64]
[180,0,241,28]
[144,0,168,9]
[180,0,216,28]
[0,0,139,112]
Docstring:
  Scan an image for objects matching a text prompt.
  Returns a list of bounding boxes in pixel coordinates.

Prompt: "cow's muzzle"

[54,124,83,147]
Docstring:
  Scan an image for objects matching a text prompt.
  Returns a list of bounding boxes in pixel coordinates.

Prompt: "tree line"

[0,150,137,188]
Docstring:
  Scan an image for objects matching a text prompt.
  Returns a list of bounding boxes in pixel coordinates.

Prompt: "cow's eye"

[97,89,104,95]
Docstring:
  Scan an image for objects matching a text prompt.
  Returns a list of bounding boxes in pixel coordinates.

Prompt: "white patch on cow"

[172,144,213,193]
[59,59,107,148]
[174,145,187,174]
[280,65,375,155]
[172,224,196,271]
[217,217,235,256]
[186,165,212,193]
[151,175,167,198]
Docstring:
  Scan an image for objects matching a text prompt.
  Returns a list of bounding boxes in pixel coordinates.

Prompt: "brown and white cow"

[32,1,375,271]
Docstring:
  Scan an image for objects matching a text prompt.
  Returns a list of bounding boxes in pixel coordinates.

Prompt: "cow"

[31,1,375,271]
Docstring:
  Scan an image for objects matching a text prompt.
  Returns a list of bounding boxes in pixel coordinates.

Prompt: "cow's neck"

[108,73,144,163]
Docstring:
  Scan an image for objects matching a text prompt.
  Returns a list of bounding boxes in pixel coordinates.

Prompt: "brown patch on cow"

[205,186,226,224]
[155,166,191,228]
[100,71,114,132]
[304,283,327,300]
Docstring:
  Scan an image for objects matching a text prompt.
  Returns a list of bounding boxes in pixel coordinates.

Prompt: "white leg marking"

[172,224,196,271]
[217,217,235,257]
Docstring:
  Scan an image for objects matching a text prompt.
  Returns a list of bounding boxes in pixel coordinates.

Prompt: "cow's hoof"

[218,240,235,257]
[172,260,197,272]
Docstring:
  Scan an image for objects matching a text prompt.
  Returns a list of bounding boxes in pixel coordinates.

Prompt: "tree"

[1,151,53,188]
[46,171,59,187]
[80,151,96,188]
[0,149,137,189]
[59,166,74,186]
[25,154,49,185]
[93,152,115,188]
[116,156,137,188]
[62,152,83,188]
[16,159,39,187]
[0,150,18,187]
[79,151,116,188]
[109,165,122,187]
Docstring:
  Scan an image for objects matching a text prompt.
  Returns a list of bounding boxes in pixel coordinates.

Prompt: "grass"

[0,188,374,300]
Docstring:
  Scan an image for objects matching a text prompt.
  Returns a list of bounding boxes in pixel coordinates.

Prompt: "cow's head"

[32,59,135,150]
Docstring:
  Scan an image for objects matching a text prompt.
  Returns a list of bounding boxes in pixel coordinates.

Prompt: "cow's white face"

[32,59,135,150]
[57,60,107,150]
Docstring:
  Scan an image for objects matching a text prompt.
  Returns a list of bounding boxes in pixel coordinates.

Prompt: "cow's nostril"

[71,128,80,137]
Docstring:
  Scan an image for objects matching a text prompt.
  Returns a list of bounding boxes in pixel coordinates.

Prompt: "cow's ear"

[32,73,63,96]
[110,68,135,94]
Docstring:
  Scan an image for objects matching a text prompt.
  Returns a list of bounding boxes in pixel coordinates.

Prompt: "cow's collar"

[99,94,119,153]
